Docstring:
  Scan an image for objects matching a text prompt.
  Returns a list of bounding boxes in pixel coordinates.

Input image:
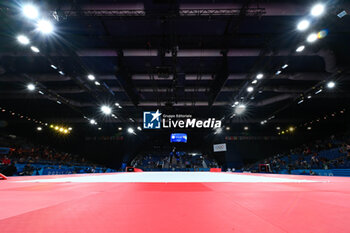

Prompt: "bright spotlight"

[127,127,135,134]
[276,126,281,130]
[307,33,318,43]
[226,126,230,130]
[17,35,30,45]
[296,45,305,52]
[22,4,39,19]
[256,73,264,79]
[95,81,100,86]
[247,86,254,92]
[36,127,42,131]
[27,83,35,91]
[282,64,288,69]
[235,104,246,115]
[101,105,112,115]
[297,20,310,31]
[37,20,54,34]
[90,119,96,125]
[50,65,57,69]
[327,81,335,88]
[137,126,142,131]
[244,126,249,131]
[30,46,40,53]
[68,127,72,131]
[87,74,95,81]
[311,3,325,17]
[289,127,295,132]
[251,80,257,84]
[118,127,122,131]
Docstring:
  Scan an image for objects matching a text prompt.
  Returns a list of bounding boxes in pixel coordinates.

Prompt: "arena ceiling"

[0,0,349,135]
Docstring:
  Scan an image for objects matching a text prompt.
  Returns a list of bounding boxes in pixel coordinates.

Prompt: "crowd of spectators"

[131,151,218,171]
[246,135,350,174]
[0,136,110,176]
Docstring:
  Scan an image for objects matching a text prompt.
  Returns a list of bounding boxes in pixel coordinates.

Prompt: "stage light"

[282,64,288,69]
[256,73,263,79]
[307,95,312,99]
[30,46,40,53]
[101,105,112,115]
[327,81,335,89]
[58,71,64,75]
[251,80,257,84]
[27,83,35,91]
[115,102,120,106]
[56,101,61,104]
[137,126,142,131]
[54,126,59,130]
[36,127,42,131]
[98,127,102,131]
[118,127,122,131]
[17,35,30,45]
[63,129,68,133]
[226,126,230,130]
[244,126,249,131]
[307,33,318,43]
[38,91,44,95]
[247,86,254,92]
[127,127,135,134]
[87,74,95,81]
[276,126,281,130]
[297,20,310,31]
[276,70,281,75]
[235,104,246,115]
[50,125,53,128]
[296,45,305,52]
[59,128,64,132]
[311,3,325,17]
[307,126,312,130]
[68,127,72,131]
[22,4,39,19]
[298,99,304,104]
[37,20,54,34]
[95,81,100,86]
[90,119,96,125]
[51,65,57,69]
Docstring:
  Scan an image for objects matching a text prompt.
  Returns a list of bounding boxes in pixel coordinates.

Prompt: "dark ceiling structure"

[0,0,350,135]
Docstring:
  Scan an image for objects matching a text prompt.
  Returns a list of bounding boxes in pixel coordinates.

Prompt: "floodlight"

[327,81,335,88]
[30,46,40,53]
[27,83,35,91]
[256,73,263,79]
[235,104,246,115]
[101,105,112,115]
[307,33,318,43]
[17,35,30,45]
[37,19,54,34]
[87,74,95,81]
[297,20,310,31]
[311,4,325,17]
[296,45,305,52]
[247,86,254,92]
[22,4,39,19]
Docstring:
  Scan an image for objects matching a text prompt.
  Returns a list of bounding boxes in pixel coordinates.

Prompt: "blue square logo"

[143,110,161,129]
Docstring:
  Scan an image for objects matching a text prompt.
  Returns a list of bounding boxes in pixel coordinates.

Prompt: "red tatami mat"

[1,173,350,233]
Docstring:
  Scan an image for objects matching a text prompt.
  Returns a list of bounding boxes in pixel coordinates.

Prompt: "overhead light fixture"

[118,127,122,131]
[296,45,305,52]
[247,86,254,92]
[298,99,304,104]
[289,127,295,132]
[307,126,312,130]
[37,19,54,34]
[56,101,61,104]
[307,95,312,99]
[98,127,102,130]
[311,3,325,17]
[51,65,57,69]
[22,4,39,19]
[95,81,100,86]
[282,64,288,69]
[30,46,40,53]
[315,89,323,94]
[251,80,257,84]
[127,127,135,134]
[276,70,282,75]
[244,126,249,131]
[38,91,44,95]
[115,102,120,106]
[327,81,335,88]
[137,126,142,131]
[276,126,281,130]
[256,73,264,79]
[17,35,30,45]
[297,19,310,31]
[90,119,96,125]
[307,33,318,43]
[68,127,72,131]
[101,105,112,115]
[225,126,230,130]
[36,126,42,131]
[235,104,246,115]
[27,83,35,91]
[58,71,64,75]
[87,74,95,81]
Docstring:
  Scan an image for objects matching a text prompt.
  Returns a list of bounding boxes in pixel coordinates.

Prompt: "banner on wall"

[213,143,227,152]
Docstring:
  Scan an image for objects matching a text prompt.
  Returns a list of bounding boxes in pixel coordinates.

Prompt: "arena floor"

[1,172,350,233]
